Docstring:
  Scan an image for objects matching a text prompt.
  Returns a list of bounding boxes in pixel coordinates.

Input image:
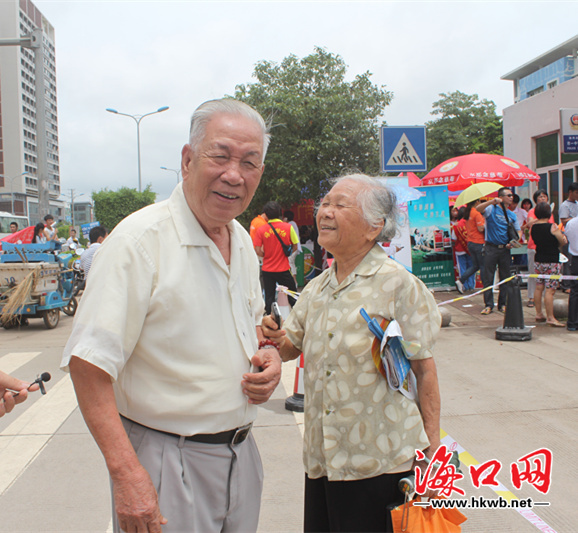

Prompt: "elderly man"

[61,99,282,533]
[477,187,521,315]
[262,174,441,532]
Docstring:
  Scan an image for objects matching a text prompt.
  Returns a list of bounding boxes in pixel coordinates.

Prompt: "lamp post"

[160,166,181,184]
[106,106,169,192]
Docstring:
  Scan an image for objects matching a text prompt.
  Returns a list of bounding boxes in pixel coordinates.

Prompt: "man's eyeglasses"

[501,194,513,197]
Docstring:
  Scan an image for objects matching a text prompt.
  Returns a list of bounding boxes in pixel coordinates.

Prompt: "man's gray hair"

[332,174,401,242]
[189,99,271,162]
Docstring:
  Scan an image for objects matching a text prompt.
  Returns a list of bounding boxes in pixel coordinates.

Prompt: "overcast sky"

[31,0,578,203]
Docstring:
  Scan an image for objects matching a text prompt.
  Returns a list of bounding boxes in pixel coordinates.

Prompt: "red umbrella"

[421,153,540,191]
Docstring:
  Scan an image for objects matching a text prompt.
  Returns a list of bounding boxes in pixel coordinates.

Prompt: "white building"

[502,35,578,220]
[0,0,63,224]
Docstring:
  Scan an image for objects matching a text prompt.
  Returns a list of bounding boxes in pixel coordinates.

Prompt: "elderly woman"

[263,174,441,532]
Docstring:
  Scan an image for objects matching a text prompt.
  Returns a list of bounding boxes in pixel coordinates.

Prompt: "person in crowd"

[32,222,47,244]
[559,182,578,227]
[284,210,302,281]
[456,199,485,294]
[525,189,553,307]
[477,187,521,315]
[249,208,268,241]
[559,183,578,293]
[43,214,58,241]
[61,99,282,533]
[531,202,567,327]
[0,371,39,418]
[80,226,107,277]
[509,193,528,231]
[9,222,18,233]
[253,201,299,313]
[452,206,475,291]
[565,214,578,331]
[521,198,533,213]
[66,228,80,247]
[450,206,459,227]
[261,174,441,532]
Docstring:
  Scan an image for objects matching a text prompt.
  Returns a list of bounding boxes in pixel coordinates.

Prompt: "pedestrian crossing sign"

[380,126,427,172]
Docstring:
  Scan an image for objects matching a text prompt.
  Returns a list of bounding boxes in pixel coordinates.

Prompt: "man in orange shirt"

[249,210,268,241]
[455,199,485,294]
[253,201,298,313]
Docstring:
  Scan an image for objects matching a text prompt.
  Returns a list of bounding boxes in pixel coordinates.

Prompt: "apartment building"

[0,0,63,224]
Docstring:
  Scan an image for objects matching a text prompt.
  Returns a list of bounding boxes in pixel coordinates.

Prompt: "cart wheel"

[42,309,60,329]
[62,297,78,316]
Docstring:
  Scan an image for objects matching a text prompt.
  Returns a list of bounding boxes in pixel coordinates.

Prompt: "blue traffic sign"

[380,126,427,172]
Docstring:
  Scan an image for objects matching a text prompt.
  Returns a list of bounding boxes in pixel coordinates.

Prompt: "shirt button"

[326,370,332,377]
[333,294,338,300]
[328,332,334,339]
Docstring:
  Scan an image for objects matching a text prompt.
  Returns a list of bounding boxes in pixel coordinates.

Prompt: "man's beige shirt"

[61,183,264,435]
[284,244,441,481]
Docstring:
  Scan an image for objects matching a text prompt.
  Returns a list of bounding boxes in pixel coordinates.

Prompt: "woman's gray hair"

[331,174,401,242]
[188,99,271,162]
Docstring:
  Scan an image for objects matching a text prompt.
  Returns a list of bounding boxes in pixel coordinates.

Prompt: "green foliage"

[56,223,71,239]
[92,186,156,231]
[233,47,393,227]
[426,91,503,170]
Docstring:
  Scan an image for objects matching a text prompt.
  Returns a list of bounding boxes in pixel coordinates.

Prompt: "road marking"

[0,352,42,374]
[0,375,77,495]
[441,430,557,533]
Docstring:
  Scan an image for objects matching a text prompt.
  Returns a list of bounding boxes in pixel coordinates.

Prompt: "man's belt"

[486,242,508,249]
[121,416,252,445]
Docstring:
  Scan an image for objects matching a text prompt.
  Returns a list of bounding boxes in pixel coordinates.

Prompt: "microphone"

[32,372,51,395]
[11,372,51,397]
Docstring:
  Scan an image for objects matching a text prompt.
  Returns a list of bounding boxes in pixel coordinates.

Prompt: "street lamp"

[0,172,28,215]
[160,166,181,184]
[106,106,169,192]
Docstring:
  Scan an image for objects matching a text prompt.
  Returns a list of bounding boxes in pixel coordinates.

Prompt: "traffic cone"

[495,273,532,341]
[285,353,304,413]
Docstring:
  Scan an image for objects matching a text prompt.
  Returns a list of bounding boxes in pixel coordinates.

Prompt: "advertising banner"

[408,186,454,288]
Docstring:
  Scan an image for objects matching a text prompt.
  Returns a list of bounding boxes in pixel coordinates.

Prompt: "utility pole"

[69,188,76,228]
[0,28,51,220]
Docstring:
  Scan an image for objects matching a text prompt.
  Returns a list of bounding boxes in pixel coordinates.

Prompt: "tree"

[92,186,156,231]
[233,47,393,226]
[426,91,503,170]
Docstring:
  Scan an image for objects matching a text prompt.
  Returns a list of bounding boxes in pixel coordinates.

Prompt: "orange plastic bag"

[390,497,467,533]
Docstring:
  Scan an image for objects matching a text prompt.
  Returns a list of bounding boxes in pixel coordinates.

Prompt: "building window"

[527,86,545,97]
[536,133,559,168]
[548,170,560,222]
[563,168,575,196]
[547,80,558,89]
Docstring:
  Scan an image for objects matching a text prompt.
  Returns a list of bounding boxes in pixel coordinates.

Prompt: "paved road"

[0,289,576,532]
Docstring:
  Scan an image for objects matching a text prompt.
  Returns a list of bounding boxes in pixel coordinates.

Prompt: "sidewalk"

[0,287,576,532]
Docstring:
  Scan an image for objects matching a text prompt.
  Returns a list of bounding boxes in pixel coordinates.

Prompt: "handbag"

[390,496,467,533]
[500,204,522,247]
[268,222,293,257]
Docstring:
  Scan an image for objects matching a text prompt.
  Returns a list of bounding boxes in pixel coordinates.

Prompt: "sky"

[28,0,578,203]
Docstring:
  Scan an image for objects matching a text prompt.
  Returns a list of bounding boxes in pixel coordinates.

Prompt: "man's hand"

[261,315,285,341]
[0,371,37,418]
[113,465,167,533]
[242,348,282,404]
